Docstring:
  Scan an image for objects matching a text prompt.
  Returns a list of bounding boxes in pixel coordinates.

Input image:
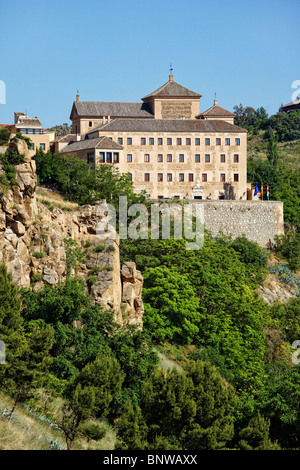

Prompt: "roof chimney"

[76,90,80,102]
[169,74,174,82]
[214,98,218,106]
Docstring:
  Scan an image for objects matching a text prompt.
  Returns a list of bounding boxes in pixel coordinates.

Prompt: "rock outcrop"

[0,139,143,327]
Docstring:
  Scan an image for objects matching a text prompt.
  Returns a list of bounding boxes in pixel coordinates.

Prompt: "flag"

[254,184,259,197]
[261,183,263,199]
[267,184,269,200]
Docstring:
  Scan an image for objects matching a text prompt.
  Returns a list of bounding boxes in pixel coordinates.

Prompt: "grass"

[0,391,117,451]
[247,133,300,171]
[36,187,79,212]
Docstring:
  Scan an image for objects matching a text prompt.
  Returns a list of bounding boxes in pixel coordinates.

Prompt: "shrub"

[95,244,105,253]
[33,252,45,259]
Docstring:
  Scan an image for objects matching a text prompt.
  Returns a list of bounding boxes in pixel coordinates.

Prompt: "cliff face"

[0,139,144,327]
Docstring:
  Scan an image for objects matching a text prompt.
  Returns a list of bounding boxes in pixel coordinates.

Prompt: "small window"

[127,137,132,145]
[167,137,172,145]
[118,137,123,145]
[179,173,184,182]
[179,154,184,162]
[158,154,163,162]
[195,154,200,162]
[205,138,210,145]
[167,173,172,182]
[186,138,191,145]
[99,152,105,163]
[128,172,132,181]
[202,173,207,182]
[158,137,163,145]
[234,173,239,182]
[127,154,132,162]
[158,173,163,182]
[235,138,240,146]
[167,154,172,162]
[177,138,182,145]
[189,173,194,182]
[225,138,230,146]
[205,154,210,163]
[89,121,93,127]
[216,138,221,145]
[195,138,200,146]
[40,143,45,150]
[234,154,239,163]
[144,173,150,181]
[220,173,226,182]
[149,137,154,145]
[144,154,150,162]
[113,152,119,163]
[141,137,146,145]
[220,154,226,163]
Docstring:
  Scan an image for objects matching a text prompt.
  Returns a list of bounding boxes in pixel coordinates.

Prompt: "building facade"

[63,75,248,200]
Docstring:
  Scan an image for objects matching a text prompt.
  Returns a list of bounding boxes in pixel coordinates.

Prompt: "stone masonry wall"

[195,200,284,247]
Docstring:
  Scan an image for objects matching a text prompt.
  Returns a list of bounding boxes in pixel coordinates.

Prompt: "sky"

[0,0,299,128]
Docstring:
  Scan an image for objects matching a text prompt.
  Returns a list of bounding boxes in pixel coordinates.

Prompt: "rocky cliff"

[0,139,144,327]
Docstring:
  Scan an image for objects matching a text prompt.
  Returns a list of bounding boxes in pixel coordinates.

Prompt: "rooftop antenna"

[25,107,29,117]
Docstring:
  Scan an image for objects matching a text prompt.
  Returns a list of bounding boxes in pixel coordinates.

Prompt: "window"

[158,137,163,145]
[177,138,182,145]
[205,154,210,163]
[128,173,132,181]
[235,138,240,146]
[220,173,226,182]
[195,138,200,146]
[106,152,112,163]
[127,137,132,145]
[225,138,230,145]
[99,152,105,163]
[167,137,172,145]
[179,154,184,162]
[186,138,191,145]
[89,121,93,127]
[167,173,172,182]
[189,173,194,182]
[179,173,184,182]
[195,154,200,162]
[158,173,163,182]
[144,154,150,162]
[167,154,172,162]
[141,137,146,145]
[234,154,239,163]
[118,137,123,145]
[158,154,163,162]
[87,151,95,164]
[202,173,207,182]
[40,143,45,150]
[127,154,132,162]
[149,137,154,145]
[205,138,210,145]
[144,173,150,181]
[113,152,119,163]
[220,154,226,163]
[234,173,239,182]
[216,138,221,145]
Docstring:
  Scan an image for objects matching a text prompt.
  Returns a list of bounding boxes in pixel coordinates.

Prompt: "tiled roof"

[87,118,247,134]
[280,99,300,109]
[142,78,201,100]
[15,116,42,127]
[198,104,235,118]
[60,136,123,154]
[56,133,77,143]
[72,101,153,118]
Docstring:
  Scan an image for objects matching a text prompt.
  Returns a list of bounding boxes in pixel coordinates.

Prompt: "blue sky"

[0,0,299,128]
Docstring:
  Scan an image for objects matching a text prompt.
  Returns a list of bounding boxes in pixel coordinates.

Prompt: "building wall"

[149,97,200,120]
[92,130,247,200]
[195,200,284,247]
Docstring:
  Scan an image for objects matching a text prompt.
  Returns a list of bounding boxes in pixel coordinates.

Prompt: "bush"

[95,244,105,253]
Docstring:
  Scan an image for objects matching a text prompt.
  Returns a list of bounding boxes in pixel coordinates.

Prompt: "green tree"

[116,400,148,450]
[142,266,200,344]
[0,127,11,145]
[266,128,279,167]
[60,384,96,450]
[237,414,280,450]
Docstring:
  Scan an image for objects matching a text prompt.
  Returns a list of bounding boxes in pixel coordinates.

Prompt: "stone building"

[62,75,248,200]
